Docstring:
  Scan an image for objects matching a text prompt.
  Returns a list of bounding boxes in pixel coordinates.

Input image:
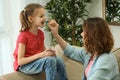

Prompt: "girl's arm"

[17,43,55,66]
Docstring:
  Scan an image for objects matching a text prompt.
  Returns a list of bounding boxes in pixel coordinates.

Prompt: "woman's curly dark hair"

[83,17,114,56]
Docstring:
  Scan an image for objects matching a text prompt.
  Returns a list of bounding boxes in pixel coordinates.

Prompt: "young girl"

[13,3,67,80]
[48,17,120,80]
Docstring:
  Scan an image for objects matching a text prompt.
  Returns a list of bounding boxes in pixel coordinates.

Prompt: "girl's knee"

[45,57,56,64]
[56,57,64,64]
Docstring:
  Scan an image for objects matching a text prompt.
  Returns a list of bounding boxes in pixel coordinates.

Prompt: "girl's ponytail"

[19,10,30,32]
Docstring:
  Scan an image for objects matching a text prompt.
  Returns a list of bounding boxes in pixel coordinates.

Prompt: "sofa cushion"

[0,71,45,80]
[62,55,84,80]
[112,48,120,72]
[55,44,84,80]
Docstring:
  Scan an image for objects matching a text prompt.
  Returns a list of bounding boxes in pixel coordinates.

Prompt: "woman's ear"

[28,16,33,22]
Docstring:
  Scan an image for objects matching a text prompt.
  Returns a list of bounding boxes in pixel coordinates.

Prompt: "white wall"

[86,0,103,17]
[87,0,120,48]
[109,25,120,48]
[0,0,23,75]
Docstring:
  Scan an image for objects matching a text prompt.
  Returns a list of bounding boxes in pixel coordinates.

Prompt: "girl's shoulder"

[18,31,30,38]
[19,31,29,35]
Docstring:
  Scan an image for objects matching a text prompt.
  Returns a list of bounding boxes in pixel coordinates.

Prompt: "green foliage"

[106,0,120,23]
[45,0,92,46]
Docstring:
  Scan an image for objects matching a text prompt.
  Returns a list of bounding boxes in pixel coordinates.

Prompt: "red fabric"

[13,29,45,71]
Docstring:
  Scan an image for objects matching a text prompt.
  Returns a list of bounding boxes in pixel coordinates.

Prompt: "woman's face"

[81,31,84,39]
[81,31,85,43]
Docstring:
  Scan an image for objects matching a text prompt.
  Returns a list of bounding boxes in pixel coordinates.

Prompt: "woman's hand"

[48,19,67,50]
[48,20,59,37]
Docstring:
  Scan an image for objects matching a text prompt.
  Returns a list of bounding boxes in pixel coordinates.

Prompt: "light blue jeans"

[19,56,68,80]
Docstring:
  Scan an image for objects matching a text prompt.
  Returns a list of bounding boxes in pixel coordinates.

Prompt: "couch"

[0,45,120,80]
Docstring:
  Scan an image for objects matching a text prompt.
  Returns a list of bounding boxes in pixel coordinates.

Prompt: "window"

[0,0,4,75]
[0,0,26,75]
[0,0,4,28]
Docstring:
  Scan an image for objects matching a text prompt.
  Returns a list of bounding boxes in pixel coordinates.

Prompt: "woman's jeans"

[19,56,68,80]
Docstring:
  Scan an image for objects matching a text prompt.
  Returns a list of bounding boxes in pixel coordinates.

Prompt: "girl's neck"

[29,27,38,35]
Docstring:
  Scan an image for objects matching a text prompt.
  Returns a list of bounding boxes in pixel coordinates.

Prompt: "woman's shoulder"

[96,52,118,67]
[98,52,116,61]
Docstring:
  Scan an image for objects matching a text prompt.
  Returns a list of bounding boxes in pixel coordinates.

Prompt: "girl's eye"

[39,15,45,18]
[40,16,43,18]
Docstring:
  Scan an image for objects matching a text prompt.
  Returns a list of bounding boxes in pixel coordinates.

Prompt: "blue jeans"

[19,56,68,80]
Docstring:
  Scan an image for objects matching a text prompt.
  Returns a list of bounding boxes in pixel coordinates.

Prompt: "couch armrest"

[112,48,120,72]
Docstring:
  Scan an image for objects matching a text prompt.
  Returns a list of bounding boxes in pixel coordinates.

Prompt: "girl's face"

[31,8,46,28]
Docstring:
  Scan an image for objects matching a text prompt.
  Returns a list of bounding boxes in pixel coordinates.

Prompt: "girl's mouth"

[41,21,45,25]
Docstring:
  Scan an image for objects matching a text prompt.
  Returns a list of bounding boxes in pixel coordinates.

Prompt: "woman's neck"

[90,52,98,60]
[93,52,97,57]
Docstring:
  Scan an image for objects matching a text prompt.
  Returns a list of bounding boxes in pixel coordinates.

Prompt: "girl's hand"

[46,48,56,56]
[48,20,59,36]
[37,48,56,58]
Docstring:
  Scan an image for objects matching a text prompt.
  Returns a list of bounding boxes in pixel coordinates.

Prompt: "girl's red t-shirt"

[13,29,45,71]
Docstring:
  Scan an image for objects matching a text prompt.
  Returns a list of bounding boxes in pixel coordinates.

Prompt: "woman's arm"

[48,20,67,50]
[48,20,86,63]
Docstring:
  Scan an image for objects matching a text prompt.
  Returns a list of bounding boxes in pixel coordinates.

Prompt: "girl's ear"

[28,16,33,22]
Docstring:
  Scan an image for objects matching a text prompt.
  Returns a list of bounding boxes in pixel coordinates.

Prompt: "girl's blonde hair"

[19,3,43,32]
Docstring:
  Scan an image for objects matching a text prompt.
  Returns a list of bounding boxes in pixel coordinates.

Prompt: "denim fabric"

[19,56,68,80]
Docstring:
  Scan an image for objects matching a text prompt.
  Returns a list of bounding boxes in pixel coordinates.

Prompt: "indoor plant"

[45,0,92,46]
[105,0,120,25]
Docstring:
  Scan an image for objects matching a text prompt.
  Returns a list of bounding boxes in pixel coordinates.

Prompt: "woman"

[48,17,120,80]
